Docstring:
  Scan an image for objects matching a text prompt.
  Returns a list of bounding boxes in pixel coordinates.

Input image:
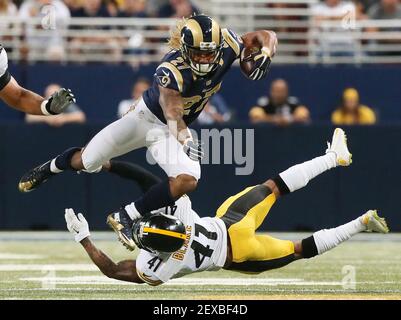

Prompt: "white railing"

[0,11,400,64]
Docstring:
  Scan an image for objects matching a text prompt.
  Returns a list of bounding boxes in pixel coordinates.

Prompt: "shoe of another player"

[361,210,389,233]
[326,128,352,166]
[18,160,54,193]
[107,208,136,251]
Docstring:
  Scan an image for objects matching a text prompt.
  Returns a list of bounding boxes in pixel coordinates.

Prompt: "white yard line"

[17,275,400,287]
[0,253,45,260]
[20,276,305,286]
[2,287,401,295]
[0,264,97,271]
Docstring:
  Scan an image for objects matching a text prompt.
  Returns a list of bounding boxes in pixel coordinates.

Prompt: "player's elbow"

[101,268,118,279]
[97,263,120,279]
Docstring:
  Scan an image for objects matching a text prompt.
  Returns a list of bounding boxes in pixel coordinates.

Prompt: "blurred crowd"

[0,0,400,61]
[26,77,377,129]
[247,79,376,126]
[263,0,401,58]
[0,0,200,18]
[0,0,391,127]
[1,0,397,21]
[0,0,201,62]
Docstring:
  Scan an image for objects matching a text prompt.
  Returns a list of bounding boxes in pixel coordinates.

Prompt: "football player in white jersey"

[0,45,75,115]
[65,128,389,285]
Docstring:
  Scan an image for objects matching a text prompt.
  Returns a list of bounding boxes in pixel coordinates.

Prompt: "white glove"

[65,208,90,243]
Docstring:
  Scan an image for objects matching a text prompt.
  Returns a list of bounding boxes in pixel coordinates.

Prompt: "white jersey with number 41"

[136,196,228,285]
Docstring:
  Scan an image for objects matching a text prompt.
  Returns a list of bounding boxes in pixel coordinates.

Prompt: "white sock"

[50,159,63,173]
[279,153,336,192]
[313,217,366,255]
[125,202,142,220]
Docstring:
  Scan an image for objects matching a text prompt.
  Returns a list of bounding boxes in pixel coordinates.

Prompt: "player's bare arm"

[159,85,203,163]
[80,238,143,283]
[0,77,45,115]
[65,208,143,283]
[241,30,278,58]
[158,85,190,143]
[0,45,75,115]
[0,77,76,116]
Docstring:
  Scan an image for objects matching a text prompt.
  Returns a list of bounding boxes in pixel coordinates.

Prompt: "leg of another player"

[19,110,145,192]
[263,128,352,199]
[124,174,198,219]
[107,160,162,193]
[123,132,201,219]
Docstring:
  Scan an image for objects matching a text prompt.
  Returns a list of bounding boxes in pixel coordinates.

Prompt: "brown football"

[240,46,260,79]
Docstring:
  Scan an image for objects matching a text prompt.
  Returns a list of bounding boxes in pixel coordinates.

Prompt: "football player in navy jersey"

[19,15,277,237]
[0,45,75,116]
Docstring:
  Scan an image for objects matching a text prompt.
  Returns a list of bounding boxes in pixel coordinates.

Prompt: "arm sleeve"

[173,196,193,221]
[136,253,163,286]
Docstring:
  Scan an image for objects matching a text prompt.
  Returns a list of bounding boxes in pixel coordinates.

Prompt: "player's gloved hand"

[41,88,76,115]
[183,139,204,162]
[249,47,272,81]
[65,208,90,243]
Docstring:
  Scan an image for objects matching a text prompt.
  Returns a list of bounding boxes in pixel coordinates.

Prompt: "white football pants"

[81,98,201,180]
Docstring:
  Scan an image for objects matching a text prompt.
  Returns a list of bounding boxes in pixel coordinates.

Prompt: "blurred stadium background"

[0,0,400,234]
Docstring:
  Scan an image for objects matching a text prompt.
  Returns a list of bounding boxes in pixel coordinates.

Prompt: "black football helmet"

[180,14,223,76]
[132,213,186,254]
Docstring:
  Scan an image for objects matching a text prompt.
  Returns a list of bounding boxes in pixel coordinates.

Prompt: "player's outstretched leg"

[18,147,83,192]
[18,108,148,193]
[229,210,389,274]
[268,128,352,197]
[297,210,389,260]
[108,160,162,193]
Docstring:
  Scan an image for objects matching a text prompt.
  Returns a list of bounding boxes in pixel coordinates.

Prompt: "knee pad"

[81,149,103,173]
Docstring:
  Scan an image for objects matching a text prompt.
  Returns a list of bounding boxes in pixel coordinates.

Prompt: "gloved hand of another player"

[249,47,272,81]
[65,208,90,243]
[42,88,76,115]
[183,139,204,162]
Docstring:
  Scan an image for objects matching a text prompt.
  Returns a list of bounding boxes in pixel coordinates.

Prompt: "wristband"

[40,100,51,116]
[261,47,272,58]
[75,231,90,243]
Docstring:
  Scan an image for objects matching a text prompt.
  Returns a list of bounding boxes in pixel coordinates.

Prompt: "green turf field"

[1,232,400,300]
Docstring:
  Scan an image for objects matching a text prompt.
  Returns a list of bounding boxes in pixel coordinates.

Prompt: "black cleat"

[18,160,54,193]
[107,208,136,251]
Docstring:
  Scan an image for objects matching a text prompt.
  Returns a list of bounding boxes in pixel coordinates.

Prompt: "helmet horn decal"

[211,19,221,45]
[186,19,203,47]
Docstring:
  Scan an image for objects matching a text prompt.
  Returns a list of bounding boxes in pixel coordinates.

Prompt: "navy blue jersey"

[143,28,244,125]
